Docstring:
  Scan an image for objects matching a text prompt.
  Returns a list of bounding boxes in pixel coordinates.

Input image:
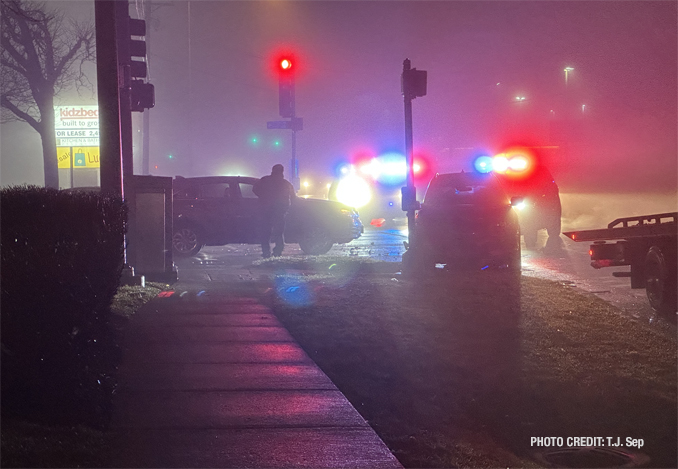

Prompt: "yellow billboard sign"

[57,147,100,169]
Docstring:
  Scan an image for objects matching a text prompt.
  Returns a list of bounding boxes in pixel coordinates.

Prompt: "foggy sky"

[1,0,676,195]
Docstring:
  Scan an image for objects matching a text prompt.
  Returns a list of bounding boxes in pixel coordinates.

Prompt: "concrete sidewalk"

[107,284,402,468]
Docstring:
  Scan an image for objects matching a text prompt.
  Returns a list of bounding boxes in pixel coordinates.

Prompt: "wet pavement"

[175,226,666,324]
[108,286,402,468]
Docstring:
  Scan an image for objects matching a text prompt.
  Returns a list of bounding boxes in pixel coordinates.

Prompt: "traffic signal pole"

[291,127,299,190]
[403,59,416,246]
[272,56,301,190]
[95,0,154,277]
[95,0,123,199]
[400,58,427,271]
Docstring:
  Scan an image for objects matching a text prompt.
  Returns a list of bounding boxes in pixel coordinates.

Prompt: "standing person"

[253,164,297,258]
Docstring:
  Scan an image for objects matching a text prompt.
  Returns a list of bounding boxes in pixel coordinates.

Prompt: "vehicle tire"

[299,226,334,255]
[172,225,203,257]
[523,229,538,249]
[645,246,677,315]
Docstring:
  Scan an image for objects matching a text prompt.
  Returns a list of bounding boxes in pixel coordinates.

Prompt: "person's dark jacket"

[253,174,296,212]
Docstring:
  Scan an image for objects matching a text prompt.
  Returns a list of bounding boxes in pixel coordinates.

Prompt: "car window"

[200,182,230,199]
[173,184,199,199]
[425,176,507,206]
[239,183,257,199]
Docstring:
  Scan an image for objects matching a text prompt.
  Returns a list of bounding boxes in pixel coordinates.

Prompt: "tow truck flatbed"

[563,212,677,315]
[563,212,677,242]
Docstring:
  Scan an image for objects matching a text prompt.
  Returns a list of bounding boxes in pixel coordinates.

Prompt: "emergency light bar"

[473,154,532,175]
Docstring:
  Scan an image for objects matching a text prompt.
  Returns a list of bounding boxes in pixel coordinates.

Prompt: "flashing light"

[513,201,526,211]
[337,163,351,176]
[492,155,509,173]
[335,174,372,208]
[369,153,408,185]
[413,163,421,173]
[508,155,529,171]
[473,156,494,173]
[303,180,310,188]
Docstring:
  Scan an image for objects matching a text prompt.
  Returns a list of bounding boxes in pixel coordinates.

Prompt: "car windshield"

[424,174,508,207]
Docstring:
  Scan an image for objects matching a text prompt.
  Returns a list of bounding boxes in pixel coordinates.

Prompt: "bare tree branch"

[1,94,39,130]
[0,0,95,188]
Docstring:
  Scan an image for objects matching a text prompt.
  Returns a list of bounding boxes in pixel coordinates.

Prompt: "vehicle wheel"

[523,229,538,249]
[172,225,203,256]
[645,246,677,315]
[299,226,334,255]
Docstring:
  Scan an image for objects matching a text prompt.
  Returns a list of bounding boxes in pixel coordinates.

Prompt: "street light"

[564,67,574,86]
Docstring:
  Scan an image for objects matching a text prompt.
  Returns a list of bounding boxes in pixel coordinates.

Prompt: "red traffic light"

[280,58,292,71]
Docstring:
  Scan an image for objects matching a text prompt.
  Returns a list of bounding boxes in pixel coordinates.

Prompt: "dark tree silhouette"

[1,0,94,188]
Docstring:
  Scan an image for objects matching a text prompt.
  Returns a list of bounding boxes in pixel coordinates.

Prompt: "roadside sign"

[57,146,100,169]
[267,117,303,131]
[267,120,291,129]
[54,105,100,168]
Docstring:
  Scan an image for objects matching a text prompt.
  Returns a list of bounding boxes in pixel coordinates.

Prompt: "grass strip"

[1,282,169,468]
[267,265,676,468]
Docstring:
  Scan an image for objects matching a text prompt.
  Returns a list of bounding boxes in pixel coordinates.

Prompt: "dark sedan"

[172,176,363,256]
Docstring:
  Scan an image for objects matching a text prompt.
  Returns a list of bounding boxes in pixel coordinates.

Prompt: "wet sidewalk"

[107,285,402,468]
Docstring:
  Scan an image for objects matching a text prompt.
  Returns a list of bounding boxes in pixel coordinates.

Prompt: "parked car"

[494,164,562,248]
[403,171,521,272]
[172,176,363,256]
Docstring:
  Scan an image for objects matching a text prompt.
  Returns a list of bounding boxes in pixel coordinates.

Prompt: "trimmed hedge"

[1,186,126,428]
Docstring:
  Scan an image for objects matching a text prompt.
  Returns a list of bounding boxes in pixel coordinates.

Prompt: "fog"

[2,1,676,222]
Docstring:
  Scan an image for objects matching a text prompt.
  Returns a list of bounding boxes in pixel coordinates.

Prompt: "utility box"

[129,175,177,283]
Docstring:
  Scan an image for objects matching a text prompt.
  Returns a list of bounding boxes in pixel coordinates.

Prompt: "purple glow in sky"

[1,1,676,195]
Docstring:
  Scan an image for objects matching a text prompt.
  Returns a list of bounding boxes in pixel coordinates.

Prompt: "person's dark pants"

[260,209,286,257]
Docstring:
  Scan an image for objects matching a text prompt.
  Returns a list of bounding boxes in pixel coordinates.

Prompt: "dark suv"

[172,176,363,256]
[404,171,521,272]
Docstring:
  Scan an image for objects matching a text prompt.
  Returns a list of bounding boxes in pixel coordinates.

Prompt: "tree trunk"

[39,98,59,189]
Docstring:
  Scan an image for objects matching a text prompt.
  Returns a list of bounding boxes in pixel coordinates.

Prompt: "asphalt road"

[173,224,672,325]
